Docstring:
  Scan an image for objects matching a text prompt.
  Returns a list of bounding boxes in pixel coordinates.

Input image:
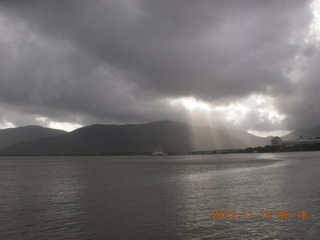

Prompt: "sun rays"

[168,94,287,139]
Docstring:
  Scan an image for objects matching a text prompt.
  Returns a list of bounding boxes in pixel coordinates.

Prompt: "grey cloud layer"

[0,0,318,131]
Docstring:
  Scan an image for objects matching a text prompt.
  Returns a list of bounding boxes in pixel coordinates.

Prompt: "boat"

[151,151,168,156]
[151,145,168,156]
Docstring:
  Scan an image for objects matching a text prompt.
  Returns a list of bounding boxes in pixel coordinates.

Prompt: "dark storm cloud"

[0,0,317,131]
[276,46,320,130]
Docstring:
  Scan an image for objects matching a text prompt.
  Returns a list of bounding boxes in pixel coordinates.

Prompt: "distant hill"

[0,120,267,155]
[0,125,66,149]
[282,125,320,140]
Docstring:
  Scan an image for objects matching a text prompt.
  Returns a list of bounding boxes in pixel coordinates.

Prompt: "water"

[0,152,319,239]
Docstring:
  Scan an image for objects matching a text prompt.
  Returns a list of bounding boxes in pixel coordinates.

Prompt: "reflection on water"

[0,153,319,239]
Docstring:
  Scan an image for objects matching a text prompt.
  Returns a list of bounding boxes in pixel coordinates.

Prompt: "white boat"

[151,145,168,156]
[151,151,168,156]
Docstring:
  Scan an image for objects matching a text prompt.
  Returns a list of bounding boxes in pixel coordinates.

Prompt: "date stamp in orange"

[211,210,308,220]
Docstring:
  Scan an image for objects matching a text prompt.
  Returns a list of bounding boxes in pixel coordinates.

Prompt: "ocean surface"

[0,152,319,239]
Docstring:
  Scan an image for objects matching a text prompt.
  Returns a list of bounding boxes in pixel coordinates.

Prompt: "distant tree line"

[245,143,320,153]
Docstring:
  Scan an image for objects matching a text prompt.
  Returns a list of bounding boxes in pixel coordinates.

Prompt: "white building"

[271,136,320,147]
[271,136,283,146]
[282,138,320,147]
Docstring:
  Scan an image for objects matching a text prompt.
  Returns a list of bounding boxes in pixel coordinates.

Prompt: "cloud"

[0,0,318,133]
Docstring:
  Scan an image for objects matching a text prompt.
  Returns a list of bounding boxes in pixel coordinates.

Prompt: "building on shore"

[271,136,283,146]
[271,136,320,147]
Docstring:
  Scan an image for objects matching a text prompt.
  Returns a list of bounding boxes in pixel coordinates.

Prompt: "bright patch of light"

[48,122,82,132]
[169,97,211,112]
[248,130,291,138]
[168,94,286,131]
[309,0,320,42]
[212,95,286,126]
[168,94,288,139]
[0,120,15,129]
[257,108,286,124]
[35,116,47,124]
[213,103,251,125]
[36,116,82,132]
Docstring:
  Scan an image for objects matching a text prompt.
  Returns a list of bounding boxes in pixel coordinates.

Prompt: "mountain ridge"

[281,125,320,140]
[0,120,270,155]
[0,125,67,149]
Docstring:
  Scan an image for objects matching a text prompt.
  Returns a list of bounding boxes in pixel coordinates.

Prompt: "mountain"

[282,125,320,140]
[0,120,266,155]
[219,126,270,148]
[0,125,67,149]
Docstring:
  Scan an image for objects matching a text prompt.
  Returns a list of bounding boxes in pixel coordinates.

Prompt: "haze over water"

[0,152,319,239]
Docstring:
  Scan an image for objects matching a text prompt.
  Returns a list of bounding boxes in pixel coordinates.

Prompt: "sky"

[0,0,320,137]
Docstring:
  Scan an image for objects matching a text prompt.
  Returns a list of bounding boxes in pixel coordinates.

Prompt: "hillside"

[282,125,320,140]
[0,120,265,155]
[0,125,67,149]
